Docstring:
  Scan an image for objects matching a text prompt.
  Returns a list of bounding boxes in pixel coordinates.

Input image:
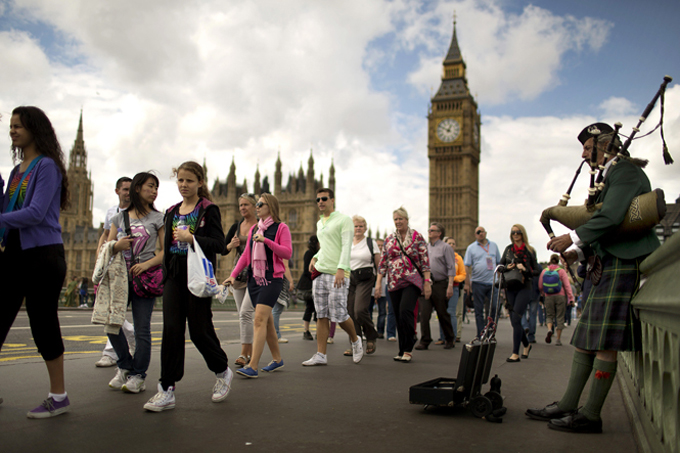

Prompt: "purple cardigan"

[0,157,63,250]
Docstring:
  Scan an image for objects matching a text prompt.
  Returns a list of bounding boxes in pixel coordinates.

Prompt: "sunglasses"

[428,228,440,233]
[511,230,522,235]
[240,193,255,199]
[255,201,267,208]
[316,196,329,203]
[475,230,485,235]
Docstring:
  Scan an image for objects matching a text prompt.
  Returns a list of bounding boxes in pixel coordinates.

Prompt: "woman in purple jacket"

[0,107,70,418]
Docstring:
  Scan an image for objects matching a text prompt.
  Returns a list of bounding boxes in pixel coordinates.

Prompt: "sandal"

[343,349,352,356]
[234,355,250,368]
[366,340,377,355]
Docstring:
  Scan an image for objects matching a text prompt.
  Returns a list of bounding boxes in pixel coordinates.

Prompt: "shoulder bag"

[123,210,164,298]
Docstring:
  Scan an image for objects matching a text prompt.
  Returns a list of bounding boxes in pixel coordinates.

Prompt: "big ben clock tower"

[428,17,480,249]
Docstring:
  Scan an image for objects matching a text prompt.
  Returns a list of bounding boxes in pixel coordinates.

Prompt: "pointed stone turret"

[203,157,208,181]
[329,159,336,193]
[306,149,315,196]
[275,151,282,195]
[254,164,261,195]
[227,156,236,192]
[434,15,470,100]
[69,110,88,173]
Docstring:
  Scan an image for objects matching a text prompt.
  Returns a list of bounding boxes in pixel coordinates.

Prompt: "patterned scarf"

[512,242,533,274]
[252,216,274,286]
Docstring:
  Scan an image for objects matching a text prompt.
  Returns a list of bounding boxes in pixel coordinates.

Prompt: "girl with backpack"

[143,162,231,411]
[538,254,575,345]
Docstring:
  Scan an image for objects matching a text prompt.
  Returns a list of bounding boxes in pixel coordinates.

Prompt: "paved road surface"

[0,309,638,453]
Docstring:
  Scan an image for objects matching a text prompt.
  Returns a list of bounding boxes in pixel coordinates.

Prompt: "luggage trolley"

[409,265,508,422]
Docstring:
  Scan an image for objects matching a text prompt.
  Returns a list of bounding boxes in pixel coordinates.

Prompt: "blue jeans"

[376,296,387,335]
[538,302,545,325]
[386,291,396,339]
[272,301,285,339]
[107,294,155,378]
[439,286,459,341]
[521,299,539,342]
[472,282,495,338]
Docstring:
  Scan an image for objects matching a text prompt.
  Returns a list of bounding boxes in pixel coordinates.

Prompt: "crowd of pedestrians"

[0,109,649,435]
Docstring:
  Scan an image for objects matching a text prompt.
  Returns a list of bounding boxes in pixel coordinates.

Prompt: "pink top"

[230,222,292,279]
[539,264,575,302]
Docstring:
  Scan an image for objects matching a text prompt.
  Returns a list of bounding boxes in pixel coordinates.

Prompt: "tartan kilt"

[570,254,643,352]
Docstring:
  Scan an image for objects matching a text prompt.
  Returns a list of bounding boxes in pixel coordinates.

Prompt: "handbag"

[351,267,374,282]
[187,239,220,298]
[503,268,525,291]
[123,211,164,298]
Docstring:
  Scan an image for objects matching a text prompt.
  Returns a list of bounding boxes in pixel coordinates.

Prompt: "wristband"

[425,278,432,283]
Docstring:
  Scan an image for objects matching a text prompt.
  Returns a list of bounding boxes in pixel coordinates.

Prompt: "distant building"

[60,112,103,283]
[657,194,680,243]
[211,152,334,282]
[428,18,481,250]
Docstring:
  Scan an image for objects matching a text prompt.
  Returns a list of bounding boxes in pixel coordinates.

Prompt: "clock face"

[436,118,460,142]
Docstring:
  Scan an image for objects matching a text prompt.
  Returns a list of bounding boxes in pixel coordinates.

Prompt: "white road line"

[8,317,304,330]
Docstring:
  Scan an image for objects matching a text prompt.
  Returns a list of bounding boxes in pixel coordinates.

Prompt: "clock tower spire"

[427,15,480,249]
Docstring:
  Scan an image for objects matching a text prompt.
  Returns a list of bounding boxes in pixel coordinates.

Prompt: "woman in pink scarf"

[224,194,292,379]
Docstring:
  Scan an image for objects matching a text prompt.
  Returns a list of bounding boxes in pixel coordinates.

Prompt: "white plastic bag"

[187,240,220,298]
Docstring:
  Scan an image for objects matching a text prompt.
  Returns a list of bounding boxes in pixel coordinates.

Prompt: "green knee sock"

[557,351,596,411]
[581,359,617,421]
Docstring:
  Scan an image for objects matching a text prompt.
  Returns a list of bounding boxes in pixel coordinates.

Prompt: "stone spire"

[275,151,282,195]
[306,149,315,195]
[254,164,261,195]
[227,156,236,192]
[329,158,336,193]
[444,13,461,64]
[69,110,87,173]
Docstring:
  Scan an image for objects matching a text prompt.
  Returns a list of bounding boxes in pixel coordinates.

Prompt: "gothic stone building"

[211,152,334,283]
[60,112,103,283]
[428,20,481,249]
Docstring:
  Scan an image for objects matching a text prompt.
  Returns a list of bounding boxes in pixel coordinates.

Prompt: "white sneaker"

[144,384,176,412]
[302,352,327,366]
[109,368,130,389]
[122,374,146,393]
[326,338,334,344]
[351,337,364,364]
[95,355,117,367]
[278,337,289,343]
[212,368,233,403]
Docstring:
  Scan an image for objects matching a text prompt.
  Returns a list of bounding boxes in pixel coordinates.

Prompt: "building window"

[289,209,297,228]
[76,253,82,270]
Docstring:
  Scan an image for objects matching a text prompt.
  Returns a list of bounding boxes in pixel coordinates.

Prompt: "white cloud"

[403,0,613,104]
[0,0,675,266]
[598,96,638,117]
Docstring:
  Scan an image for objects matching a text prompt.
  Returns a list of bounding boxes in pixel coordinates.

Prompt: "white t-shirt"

[350,237,378,271]
[103,205,127,231]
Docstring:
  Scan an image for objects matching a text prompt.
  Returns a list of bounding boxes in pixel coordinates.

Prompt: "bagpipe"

[540,76,673,267]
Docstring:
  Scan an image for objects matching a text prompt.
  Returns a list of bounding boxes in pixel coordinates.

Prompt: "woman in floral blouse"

[375,207,431,362]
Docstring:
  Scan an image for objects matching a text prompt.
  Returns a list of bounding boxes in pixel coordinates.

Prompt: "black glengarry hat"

[577,122,614,145]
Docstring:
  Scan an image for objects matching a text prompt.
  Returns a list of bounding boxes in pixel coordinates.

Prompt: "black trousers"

[160,273,228,389]
[347,274,378,341]
[389,284,420,355]
[418,279,455,343]
[0,240,66,361]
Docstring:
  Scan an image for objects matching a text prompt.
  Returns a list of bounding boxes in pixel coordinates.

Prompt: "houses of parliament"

[61,19,481,285]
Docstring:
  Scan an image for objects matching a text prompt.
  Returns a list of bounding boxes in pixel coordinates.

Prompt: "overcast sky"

[1,0,679,261]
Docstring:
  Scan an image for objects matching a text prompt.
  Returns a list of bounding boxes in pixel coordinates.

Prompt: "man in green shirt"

[303,188,364,366]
